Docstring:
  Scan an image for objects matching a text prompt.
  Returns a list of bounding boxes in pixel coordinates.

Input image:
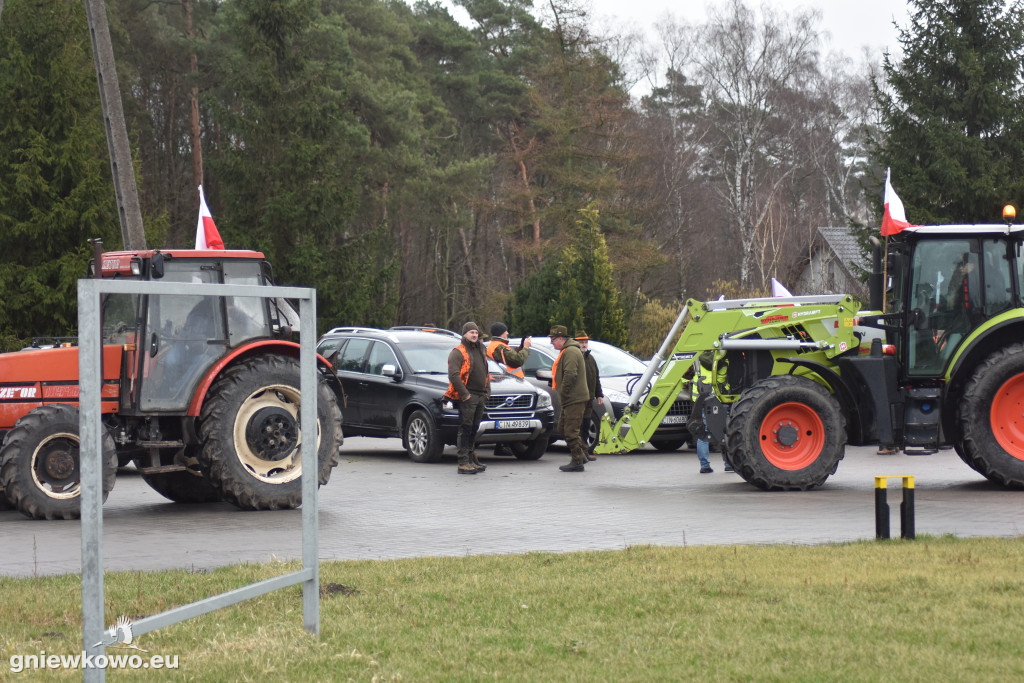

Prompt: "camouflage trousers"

[558,400,588,465]
[456,392,486,464]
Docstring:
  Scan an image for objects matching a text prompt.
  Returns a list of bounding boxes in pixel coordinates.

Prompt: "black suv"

[317,328,555,462]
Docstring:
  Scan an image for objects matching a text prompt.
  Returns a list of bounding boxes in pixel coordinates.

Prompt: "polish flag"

[195,185,225,250]
[881,168,911,236]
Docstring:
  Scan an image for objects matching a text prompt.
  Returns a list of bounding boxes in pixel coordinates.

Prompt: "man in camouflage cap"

[574,330,603,460]
[549,325,590,472]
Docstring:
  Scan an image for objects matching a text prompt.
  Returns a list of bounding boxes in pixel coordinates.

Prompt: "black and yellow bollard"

[874,475,915,540]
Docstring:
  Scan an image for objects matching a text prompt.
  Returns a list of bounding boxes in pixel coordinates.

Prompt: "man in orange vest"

[446,321,490,474]
[486,322,532,378]
[486,322,532,456]
[550,325,590,472]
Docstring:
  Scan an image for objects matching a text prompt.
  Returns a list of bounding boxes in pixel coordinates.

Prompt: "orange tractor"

[0,248,343,519]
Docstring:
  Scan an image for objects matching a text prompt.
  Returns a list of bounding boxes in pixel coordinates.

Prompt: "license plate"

[660,415,686,424]
[495,419,530,429]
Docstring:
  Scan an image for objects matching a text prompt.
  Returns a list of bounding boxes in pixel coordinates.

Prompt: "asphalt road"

[2,438,1022,577]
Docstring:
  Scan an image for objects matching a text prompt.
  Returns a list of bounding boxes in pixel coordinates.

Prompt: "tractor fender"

[186,340,333,418]
[942,314,1024,444]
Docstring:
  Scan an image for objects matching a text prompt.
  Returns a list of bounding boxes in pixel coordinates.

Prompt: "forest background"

[3,0,1024,356]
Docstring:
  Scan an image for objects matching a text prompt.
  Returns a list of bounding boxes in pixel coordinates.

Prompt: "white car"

[509,337,694,451]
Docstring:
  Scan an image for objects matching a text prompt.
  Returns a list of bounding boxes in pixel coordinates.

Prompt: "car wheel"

[511,436,548,460]
[404,409,444,463]
[650,438,686,452]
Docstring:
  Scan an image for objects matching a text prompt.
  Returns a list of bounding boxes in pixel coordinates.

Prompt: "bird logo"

[92,615,148,652]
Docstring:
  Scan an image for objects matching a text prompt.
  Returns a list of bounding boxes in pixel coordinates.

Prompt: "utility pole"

[83,0,147,249]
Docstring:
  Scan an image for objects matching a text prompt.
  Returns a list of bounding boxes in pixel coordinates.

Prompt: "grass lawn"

[2,535,1023,680]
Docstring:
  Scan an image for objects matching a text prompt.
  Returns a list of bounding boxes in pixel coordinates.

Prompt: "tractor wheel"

[403,409,444,463]
[511,436,548,460]
[724,375,846,491]
[951,441,983,475]
[959,344,1024,488]
[139,448,222,504]
[0,404,117,520]
[650,438,686,452]
[198,355,343,510]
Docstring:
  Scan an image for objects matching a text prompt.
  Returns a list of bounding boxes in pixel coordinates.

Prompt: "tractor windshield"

[907,237,1013,375]
[139,263,226,411]
[101,294,139,346]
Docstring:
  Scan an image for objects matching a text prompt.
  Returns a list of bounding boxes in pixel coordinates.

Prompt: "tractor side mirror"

[150,252,165,279]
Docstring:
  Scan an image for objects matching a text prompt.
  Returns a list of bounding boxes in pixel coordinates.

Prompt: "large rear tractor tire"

[0,404,117,520]
[198,355,343,510]
[959,344,1024,488]
[724,375,846,491]
[138,448,222,504]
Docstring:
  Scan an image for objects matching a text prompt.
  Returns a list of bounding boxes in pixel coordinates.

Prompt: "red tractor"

[0,249,343,519]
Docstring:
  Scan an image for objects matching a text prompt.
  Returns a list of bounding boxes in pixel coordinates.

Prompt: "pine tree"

[873,0,1024,223]
[507,205,627,345]
[0,0,120,348]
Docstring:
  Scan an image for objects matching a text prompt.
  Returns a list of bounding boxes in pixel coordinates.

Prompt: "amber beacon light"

[1003,204,1016,224]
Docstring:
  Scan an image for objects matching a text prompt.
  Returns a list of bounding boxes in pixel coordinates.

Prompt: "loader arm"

[595,294,867,455]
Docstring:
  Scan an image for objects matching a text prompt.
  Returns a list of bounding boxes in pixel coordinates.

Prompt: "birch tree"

[691,0,820,289]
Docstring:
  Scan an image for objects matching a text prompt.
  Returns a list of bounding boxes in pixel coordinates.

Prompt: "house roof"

[817,226,868,273]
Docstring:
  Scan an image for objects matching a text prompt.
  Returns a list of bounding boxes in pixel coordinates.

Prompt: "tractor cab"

[886,221,1024,380]
[94,250,298,415]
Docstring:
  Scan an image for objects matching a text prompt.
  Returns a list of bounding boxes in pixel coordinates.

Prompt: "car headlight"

[536,391,552,408]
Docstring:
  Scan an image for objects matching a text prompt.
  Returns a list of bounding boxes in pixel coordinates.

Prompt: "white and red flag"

[881,168,912,236]
[195,185,225,250]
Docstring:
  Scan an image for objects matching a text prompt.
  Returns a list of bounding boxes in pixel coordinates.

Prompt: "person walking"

[445,322,490,474]
[486,322,532,378]
[575,330,603,461]
[690,350,733,474]
[550,325,590,472]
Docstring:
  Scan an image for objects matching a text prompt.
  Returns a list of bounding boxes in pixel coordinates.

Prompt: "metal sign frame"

[78,279,320,682]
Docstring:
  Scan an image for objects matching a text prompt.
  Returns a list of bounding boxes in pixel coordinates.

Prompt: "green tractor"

[595,211,1024,490]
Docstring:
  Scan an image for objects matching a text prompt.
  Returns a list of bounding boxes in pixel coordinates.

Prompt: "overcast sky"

[430,1,911,63]
[586,0,910,62]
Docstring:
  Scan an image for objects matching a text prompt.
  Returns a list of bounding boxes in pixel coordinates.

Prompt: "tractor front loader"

[0,249,343,519]
[597,210,1024,491]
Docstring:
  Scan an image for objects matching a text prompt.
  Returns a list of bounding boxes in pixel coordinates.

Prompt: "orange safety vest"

[445,344,489,400]
[486,339,525,379]
[551,348,564,390]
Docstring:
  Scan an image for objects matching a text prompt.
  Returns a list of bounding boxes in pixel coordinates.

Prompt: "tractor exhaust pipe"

[869,236,883,311]
[89,238,103,278]
[628,304,690,410]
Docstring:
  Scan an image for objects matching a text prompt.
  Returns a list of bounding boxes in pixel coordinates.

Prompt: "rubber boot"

[456,432,479,474]
[471,451,486,472]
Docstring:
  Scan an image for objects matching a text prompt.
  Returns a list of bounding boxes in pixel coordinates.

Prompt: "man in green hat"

[550,325,590,472]
[575,330,602,460]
